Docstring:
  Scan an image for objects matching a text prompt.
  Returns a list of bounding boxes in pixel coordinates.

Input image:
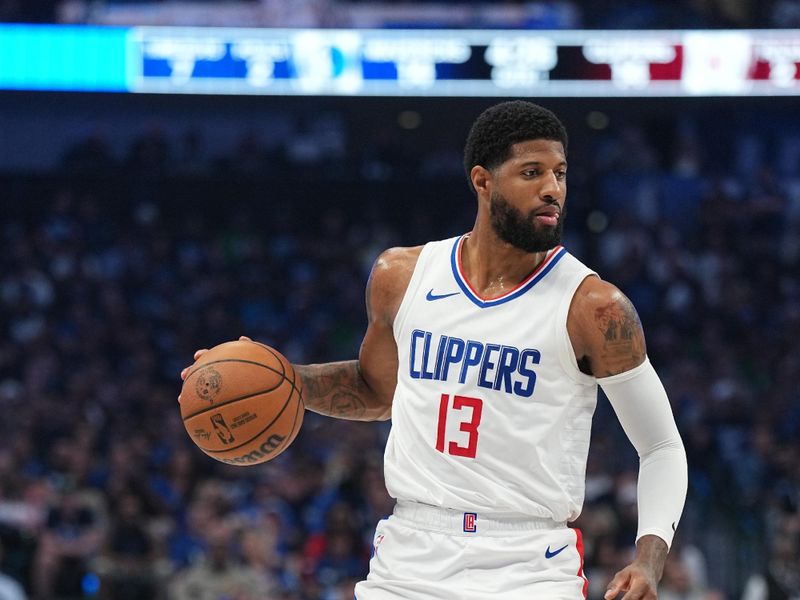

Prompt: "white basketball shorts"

[354,501,588,600]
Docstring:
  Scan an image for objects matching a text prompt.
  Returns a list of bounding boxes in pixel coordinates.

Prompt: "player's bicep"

[572,279,647,378]
[356,248,414,419]
[358,319,398,417]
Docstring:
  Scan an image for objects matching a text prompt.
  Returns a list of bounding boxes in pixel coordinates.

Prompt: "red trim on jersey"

[435,394,448,453]
[455,235,564,302]
[574,527,588,598]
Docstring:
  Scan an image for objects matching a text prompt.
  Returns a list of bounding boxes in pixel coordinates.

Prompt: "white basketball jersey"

[384,235,599,523]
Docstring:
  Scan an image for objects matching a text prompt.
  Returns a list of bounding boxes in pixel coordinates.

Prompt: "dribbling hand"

[178,336,252,400]
[604,561,659,600]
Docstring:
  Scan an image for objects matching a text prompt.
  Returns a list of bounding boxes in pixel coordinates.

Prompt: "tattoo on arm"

[593,296,646,376]
[297,361,374,420]
[634,534,669,582]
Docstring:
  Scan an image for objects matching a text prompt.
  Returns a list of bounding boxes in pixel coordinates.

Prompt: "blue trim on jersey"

[450,237,568,308]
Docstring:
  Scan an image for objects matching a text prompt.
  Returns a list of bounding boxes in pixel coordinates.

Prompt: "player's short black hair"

[463,100,568,194]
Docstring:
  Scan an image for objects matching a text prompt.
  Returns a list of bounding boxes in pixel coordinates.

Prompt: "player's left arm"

[568,276,688,600]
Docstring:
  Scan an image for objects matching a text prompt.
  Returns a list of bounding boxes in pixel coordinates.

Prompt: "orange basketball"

[180,340,304,466]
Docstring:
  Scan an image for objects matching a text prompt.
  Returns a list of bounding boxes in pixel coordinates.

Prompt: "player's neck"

[461,225,550,299]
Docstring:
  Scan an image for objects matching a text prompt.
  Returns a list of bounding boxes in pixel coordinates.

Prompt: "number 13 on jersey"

[435,394,483,458]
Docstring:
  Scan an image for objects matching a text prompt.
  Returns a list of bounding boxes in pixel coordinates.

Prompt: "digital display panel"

[1,25,798,96]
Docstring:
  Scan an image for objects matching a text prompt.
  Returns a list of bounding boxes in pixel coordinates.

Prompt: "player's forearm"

[295,360,391,422]
[599,358,687,548]
[632,534,668,581]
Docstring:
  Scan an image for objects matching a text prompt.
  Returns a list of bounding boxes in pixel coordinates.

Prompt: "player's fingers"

[619,582,653,600]
[180,361,198,379]
[622,588,656,600]
[239,335,252,341]
[604,572,629,599]
[193,348,209,360]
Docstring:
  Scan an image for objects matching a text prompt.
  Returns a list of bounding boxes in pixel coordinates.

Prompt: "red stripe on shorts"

[574,527,588,598]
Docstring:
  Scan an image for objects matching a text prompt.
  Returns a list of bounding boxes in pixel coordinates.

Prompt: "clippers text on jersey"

[408,329,540,398]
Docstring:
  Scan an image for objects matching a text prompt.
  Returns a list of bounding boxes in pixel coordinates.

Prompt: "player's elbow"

[363,392,393,421]
[638,435,687,465]
[374,406,392,421]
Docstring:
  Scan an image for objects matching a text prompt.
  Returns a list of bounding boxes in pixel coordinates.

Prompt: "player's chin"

[527,218,559,232]
[538,224,563,244]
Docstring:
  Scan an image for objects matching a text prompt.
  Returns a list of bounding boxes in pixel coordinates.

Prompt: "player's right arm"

[295,246,421,422]
[179,247,421,422]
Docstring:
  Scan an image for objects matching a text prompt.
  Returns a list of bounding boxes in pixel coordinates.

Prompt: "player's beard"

[489,191,564,253]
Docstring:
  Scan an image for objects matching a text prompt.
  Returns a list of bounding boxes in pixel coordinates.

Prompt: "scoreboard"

[1,25,799,96]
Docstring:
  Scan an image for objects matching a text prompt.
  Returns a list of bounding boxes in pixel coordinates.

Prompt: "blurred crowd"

[3,0,800,29]
[0,100,799,600]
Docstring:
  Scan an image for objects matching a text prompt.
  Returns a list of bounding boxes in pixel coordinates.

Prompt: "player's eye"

[555,171,567,181]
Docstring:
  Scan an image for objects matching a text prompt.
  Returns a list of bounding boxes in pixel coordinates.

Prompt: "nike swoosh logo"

[545,544,569,559]
[425,289,460,301]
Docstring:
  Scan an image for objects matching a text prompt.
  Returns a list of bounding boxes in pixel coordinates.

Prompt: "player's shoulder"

[367,245,425,321]
[569,276,641,335]
[572,275,628,311]
[373,245,425,276]
[370,245,424,295]
[567,276,646,375]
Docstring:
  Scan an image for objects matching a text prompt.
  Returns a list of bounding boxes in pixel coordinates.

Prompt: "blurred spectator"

[31,486,105,600]
[168,520,272,600]
[62,132,116,175]
[93,490,163,600]
[0,540,26,600]
[127,126,171,177]
[658,537,710,600]
[238,521,281,590]
[741,515,800,600]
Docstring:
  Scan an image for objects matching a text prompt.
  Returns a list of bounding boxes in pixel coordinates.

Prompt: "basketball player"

[182,101,687,599]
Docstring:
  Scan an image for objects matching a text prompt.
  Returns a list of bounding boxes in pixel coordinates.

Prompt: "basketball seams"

[249,341,287,377]
[180,376,287,421]
[246,340,304,403]
[185,358,284,382]
[266,383,303,457]
[261,381,303,458]
[197,377,297,454]
[255,340,305,405]
[249,340,303,401]
[265,378,304,457]
[277,384,304,453]
[285,386,304,446]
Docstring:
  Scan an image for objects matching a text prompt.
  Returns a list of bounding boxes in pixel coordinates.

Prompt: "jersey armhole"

[391,241,436,341]
[556,272,599,385]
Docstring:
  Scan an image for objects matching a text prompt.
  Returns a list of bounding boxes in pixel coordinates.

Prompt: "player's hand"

[180,347,209,382]
[178,337,252,401]
[604,560,659,600]
[180,335,252,380]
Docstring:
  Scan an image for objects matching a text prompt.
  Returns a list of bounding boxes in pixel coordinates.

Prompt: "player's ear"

[471,165,491,196]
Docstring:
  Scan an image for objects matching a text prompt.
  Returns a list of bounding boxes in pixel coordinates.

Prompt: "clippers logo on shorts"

[463,512,477,533]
